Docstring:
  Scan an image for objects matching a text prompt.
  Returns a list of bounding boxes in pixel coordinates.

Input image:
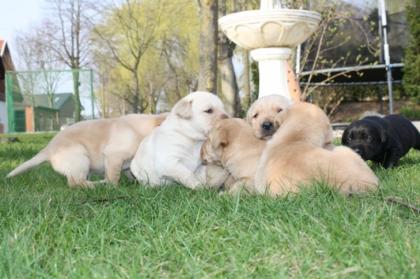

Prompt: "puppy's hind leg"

[50,149,93,188]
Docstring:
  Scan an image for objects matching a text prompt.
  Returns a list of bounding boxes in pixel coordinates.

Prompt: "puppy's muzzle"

[262,121,274,131]
[260,121,276,137]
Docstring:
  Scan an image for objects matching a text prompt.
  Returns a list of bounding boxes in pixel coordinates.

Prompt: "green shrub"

[400,106,420,120]
[403,0,420,103]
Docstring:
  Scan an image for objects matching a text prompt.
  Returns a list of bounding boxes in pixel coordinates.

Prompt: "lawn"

[0,133,419,278]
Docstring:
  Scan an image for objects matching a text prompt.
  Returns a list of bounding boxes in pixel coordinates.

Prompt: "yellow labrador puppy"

[130,91,229,189]
[201,118,266,194]
[7,114,167,187]
[255,102,378,197]
[246,95,292,140]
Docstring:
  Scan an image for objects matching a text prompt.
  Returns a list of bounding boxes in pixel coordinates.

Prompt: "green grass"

[0,134,419,278]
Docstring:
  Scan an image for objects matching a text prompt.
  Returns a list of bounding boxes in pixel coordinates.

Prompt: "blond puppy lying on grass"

[7,113,167,187]
[201,99,335,195]
[255,102,379,197]
[201,118,266,194]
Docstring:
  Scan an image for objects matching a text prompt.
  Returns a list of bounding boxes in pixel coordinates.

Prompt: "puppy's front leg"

[165,164,202,190]
[254,160,268,195]
[383,148,401,169]
[232,177,259,195]
[195,164,229,189]
[224,178,250,195]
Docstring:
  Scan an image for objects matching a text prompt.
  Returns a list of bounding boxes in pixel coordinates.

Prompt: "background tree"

[15,31,63,108]
[295,1,380,115]
[38,0,93,121]
[92,0,165,113]
[403,0,420,103]
[197,0,218,93]
[218,0,240,116]
[230,0,259,113]
[92,0,200,114]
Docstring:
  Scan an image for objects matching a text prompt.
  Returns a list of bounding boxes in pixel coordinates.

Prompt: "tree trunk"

[100,73,109,117]
[217,0,240,116]
[148,82,156,114]
[242,49,251,111]
[198,0,218,94]
[132,94,139,113]
[72,69,82,121]
[218,42,240,116]
[132,71,141,113]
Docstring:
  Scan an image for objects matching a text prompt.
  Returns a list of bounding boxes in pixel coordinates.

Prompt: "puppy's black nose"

[262,121,273,131]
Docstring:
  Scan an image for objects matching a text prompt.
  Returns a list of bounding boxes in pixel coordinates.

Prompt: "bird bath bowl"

[219,9,321,49]
[219,2,321,100]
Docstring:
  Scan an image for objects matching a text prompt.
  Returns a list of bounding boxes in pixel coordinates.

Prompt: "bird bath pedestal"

[219,0,321,100]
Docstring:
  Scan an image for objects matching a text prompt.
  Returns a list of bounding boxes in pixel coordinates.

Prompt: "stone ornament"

[218,0,321,100]
[219,10,321,50]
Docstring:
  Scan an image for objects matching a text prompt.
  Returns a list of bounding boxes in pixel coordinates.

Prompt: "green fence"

[5,69,96,133]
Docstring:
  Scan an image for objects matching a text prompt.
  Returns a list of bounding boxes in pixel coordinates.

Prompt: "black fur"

[342,115,420,168]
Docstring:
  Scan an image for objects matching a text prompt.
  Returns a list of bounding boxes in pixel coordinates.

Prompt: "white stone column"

[250,47,292,100]
[260,0,282,10]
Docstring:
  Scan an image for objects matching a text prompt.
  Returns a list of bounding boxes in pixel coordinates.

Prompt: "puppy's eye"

[277,108,282,113]
[204,108,213,114]
[253,113,259,119]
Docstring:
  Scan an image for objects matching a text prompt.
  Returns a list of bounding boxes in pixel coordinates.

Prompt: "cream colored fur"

[130,91,229,189]
[7,113,167,187]
[201,118,266,194]
[255,102,378,197]
[246,95,292,140]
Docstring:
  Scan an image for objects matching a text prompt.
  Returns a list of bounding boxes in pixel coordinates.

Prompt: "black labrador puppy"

[342,115,420,168]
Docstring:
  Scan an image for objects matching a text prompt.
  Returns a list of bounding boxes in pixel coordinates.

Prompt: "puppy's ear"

[274,109,287,127]
[174,99,193,119]
[216,127,229,148]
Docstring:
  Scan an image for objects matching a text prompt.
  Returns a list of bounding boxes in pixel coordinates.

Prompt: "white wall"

[0,101,8,133]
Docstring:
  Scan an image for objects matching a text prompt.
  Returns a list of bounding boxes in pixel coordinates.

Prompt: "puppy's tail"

[7,149,48,178]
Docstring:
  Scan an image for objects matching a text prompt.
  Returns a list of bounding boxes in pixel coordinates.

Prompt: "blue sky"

[0,0,45,58]
[0,0,99,117]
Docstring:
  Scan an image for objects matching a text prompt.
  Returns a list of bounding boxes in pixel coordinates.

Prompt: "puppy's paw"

[218,185,247,196]
[338,181,378,195]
